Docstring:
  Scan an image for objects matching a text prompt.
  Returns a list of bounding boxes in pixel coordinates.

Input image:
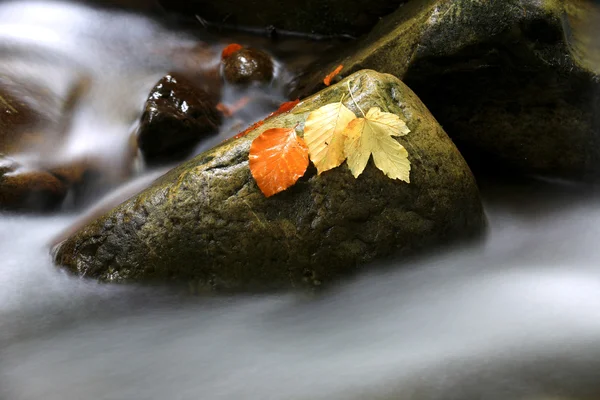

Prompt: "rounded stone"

[137,73,222,166]
[222,48,274,85]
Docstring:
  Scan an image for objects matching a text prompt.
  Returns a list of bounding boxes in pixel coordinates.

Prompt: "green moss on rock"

[293,0,600,180]
[53,70,484,291]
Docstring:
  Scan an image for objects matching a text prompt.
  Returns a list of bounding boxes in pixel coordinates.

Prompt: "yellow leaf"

[303,102,356,174]
[343,107,411,182]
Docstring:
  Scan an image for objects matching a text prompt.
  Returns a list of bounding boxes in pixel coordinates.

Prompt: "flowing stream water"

[3,2,600,400]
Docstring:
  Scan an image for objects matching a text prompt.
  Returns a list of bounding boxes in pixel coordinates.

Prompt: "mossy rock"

[53,70,484,291]
[293,0,600,180]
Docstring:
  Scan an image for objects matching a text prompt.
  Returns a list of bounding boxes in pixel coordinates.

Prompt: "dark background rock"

[53,70,485,291]
[137,74,222,166]
[158,0,408,37]
[76,0,163,13]
[292,0,600,181]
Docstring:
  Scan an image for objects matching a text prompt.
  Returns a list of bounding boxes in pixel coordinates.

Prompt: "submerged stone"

[0,156,67,212]
[293,0,600,180]
[53,70,484,291]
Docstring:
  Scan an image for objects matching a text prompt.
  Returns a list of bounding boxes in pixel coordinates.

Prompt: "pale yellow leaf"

[364,107,411,136]
[303,102,356,174]
[343,107,411,182]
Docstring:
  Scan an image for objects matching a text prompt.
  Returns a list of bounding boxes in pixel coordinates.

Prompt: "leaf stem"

[347,80,365,117]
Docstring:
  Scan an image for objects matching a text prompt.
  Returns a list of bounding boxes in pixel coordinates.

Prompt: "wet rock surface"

[48,157,132,207]
[53,70,485,291]
[0,86,58,155]
[137,74,222,166]
[49,161,99,187]
[0,156,67,212]
[159,0,407,37]
[293,0,600,180]
[222,48,274,85]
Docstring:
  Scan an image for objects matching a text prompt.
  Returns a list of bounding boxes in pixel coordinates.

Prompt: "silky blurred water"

[4,180,600,400]
[0,0,288,185]
[3,1,600,400]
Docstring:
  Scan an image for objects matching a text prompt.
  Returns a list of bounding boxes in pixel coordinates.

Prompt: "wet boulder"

[293,0,600,180]
[0,156,67,212]
[53,70,484,291]
[137,73,222,166]
[222,48,274,85]
[160,0,407,37]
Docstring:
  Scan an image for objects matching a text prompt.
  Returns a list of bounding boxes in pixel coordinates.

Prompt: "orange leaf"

[233,119,264,139]
[273,99,299,115]
[249,127,309,197]
[231,99,299,140]
[221,43,243,60]
[323,65,343,86]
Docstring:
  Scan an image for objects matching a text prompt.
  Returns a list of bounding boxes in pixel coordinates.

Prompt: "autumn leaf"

[274,99,300,114]
[233,119,263,140]
[232,99,299,140]
[217,97,251,117]
[216,103,233,117]
[343,107,411,182]
[303,101,356,174]
[221,43,243,60]
[323,65,343,86]
[249,127,309,197]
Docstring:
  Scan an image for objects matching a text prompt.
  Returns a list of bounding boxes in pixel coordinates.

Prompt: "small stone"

[222,48,274,85]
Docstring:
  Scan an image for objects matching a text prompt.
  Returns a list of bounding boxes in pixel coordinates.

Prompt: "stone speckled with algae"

[53,70,485,292]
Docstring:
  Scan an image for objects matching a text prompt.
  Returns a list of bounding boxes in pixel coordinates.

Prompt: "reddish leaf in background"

[216,103,233,117]
[323,64,343,86]
[217,97,251,118]
[273,99,299,114]
[232,99,299,139]
[249,127,309,197]
[230,96,251,113]
[221,43,243,60]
